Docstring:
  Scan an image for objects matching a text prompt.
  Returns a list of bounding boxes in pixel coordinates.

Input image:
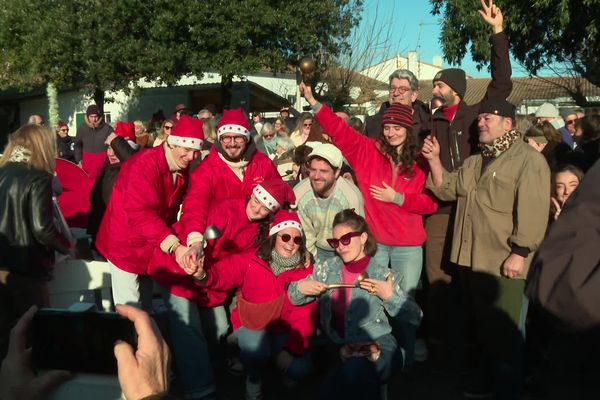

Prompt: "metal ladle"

[326,271,369,290]
[196,225,222,262]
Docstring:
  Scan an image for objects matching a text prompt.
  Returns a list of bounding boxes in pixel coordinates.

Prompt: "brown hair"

[256,228,308,265]
[377,125,419,176]
[0,124,56,173]
[332,209,378,257]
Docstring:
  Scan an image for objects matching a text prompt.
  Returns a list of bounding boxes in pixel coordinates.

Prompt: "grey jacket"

[288,255,422,344]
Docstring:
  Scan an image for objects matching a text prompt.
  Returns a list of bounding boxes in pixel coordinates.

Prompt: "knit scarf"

[9,145,32,163]
[218,152,250,181]
[478,129,520,158]
[263,136,278,155]
[270,250,302,276]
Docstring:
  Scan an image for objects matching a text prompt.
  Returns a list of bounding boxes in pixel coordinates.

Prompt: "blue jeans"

[373,245,422,365]
[318,334,402,400]
[234,327,312,398]
[158,286,216,399]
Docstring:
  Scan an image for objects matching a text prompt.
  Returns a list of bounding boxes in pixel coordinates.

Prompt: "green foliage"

[429,0,600,85]
[0,0,362,106]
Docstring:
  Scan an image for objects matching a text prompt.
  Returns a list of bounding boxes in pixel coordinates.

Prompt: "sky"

[360,0,531,78]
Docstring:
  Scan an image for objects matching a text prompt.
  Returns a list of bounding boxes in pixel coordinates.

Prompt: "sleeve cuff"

[160,234,179,254]
[187,232,204,246]
[311,102,323,113]
[393,192,404,206]
[510,244,530,258]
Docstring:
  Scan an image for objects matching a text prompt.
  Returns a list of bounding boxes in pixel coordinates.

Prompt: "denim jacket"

[288,254,422,344]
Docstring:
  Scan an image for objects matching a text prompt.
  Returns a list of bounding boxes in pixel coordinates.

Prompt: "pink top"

[330,256,371,337]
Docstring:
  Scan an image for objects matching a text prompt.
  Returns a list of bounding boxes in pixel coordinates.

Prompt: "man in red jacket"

[177,108,282,267]
[95,115,203,310]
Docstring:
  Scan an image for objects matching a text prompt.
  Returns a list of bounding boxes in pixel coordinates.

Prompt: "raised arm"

[479,0,512,99]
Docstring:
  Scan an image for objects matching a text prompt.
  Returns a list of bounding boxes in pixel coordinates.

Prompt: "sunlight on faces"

[554,171,580,204]
[88,114,101,128]
[220,134,247,159]
[431,81,459,106]
[169,145,199,169]
[383,124,407,149]
[477,113,511,144]
[246,194,272,221]
[388,78,417,106]
[274,227,302,258]
[331,223,367,263]
[308,158,339,197]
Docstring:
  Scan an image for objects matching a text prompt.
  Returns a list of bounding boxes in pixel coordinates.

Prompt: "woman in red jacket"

[190,210,317,400]
[147,179,293,399]
[300,82,437,364]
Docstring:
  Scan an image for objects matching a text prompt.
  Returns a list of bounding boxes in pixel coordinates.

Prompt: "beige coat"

[427,139,550,278]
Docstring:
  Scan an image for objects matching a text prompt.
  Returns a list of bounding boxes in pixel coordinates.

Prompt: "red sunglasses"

[278,234,302,245]
[327,231,361,249]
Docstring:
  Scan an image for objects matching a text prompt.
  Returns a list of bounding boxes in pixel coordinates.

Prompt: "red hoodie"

[316,105,437,245]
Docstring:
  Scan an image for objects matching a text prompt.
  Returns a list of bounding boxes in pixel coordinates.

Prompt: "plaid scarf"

[270,250,302,276]
[478,129,520,158]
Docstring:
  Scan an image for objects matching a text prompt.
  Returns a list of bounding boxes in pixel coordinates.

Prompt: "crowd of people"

[1,1,600,399]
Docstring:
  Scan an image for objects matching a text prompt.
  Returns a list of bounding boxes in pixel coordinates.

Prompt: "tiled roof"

[415,76,600,106]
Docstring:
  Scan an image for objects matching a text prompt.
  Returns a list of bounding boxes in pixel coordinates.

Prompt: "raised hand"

[478,0,504,34]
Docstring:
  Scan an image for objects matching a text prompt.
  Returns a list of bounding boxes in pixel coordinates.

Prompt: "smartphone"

[32,309,137,375]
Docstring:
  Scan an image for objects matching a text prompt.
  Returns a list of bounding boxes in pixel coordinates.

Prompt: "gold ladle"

[326,271,369,290]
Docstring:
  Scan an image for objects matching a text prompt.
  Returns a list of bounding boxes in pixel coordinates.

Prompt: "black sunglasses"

[327,231,361,249]
[278,234,302,245]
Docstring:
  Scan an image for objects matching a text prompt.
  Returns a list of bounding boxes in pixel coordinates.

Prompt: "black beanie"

[433,68,467,99]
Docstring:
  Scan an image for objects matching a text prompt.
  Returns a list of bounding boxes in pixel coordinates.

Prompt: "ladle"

[326,271,369,290]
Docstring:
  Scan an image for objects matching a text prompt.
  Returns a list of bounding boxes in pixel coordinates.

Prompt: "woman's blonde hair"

[0,124,57,173]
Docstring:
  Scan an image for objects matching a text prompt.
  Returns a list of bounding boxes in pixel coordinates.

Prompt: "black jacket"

[0,162,70,278]
[57,135,76,162]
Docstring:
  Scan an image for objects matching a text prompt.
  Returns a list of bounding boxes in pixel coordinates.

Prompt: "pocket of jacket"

[482,172,515,213]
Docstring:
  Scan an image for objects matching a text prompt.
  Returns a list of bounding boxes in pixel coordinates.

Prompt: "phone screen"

[32,309,137,375]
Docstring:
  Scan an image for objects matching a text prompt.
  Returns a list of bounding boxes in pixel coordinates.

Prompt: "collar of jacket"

[432,100,467,122]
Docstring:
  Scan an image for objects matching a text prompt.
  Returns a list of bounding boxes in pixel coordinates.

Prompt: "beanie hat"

[86,104,101,116]
[559,107,582,120]
[433,68,467,99]
[167,115,204,150]
[217,108,251,140]
[269,210,303,237]
[535,103,559,118]
[57,121,68,129]
[306,143,343,168]
[382,103,414,129]
[252,179,296,213]
[174,103,188,113]
[114,121,139,149]
[479,98,516,120]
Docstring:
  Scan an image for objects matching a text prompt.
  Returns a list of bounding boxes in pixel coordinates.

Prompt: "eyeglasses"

[303,123,312,127]
[565,118,582,125]
[164,125,173,130]
[220,135,246,144]
[327,231,361,249]
[278,234,302,245]
[263,133,275,139]
[389,86,412,94]
[59,128,68,132]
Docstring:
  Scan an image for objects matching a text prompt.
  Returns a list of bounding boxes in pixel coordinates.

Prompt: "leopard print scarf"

[478,129,520,158]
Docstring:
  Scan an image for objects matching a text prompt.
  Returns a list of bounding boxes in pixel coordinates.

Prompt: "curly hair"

[377,125,419,176]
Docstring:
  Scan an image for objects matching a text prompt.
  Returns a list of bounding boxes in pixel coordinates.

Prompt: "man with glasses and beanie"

[422,98,550,398]
[422,0,513,373]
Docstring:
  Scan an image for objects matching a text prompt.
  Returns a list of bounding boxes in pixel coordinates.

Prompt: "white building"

[359,51,445,83]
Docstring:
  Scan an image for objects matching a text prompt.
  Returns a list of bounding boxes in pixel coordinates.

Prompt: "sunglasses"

[327,231,361,249]
[565,118,581,125]
[164,125,173,130]
[303,123,312,127]
[278,234,302,245]
[59,128,68,132]
[263,133,275,139]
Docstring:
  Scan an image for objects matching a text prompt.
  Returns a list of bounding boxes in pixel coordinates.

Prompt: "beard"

[311,178,336,197]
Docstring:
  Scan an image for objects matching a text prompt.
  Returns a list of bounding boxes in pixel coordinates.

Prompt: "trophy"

[297,57,317,87]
